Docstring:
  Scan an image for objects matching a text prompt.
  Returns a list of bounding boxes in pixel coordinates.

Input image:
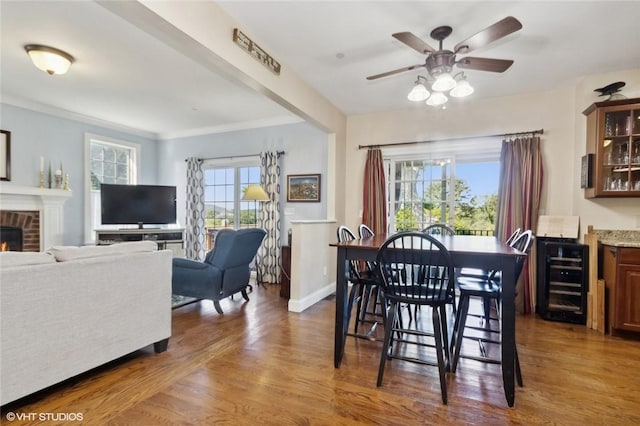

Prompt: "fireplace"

[0,184,72,251]
[0,211,40,251]
[0,226,23,251]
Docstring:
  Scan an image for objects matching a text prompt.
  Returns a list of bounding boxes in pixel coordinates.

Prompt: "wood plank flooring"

[3,284,640,425]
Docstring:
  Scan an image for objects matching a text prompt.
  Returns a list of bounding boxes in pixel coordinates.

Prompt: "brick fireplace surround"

[0,211,40,251]
[0,185,72,251]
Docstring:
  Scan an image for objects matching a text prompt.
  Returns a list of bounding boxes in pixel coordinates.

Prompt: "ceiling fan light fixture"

[450,79,474,98]
[431,72,456,92]
[24,44,74,75]
[407,83,430,102]
[426,91,448,106]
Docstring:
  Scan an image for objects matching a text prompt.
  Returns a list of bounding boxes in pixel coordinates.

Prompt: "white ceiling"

[2,1,640,139]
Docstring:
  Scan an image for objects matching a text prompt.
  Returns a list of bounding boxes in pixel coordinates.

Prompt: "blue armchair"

[172,228,266,314]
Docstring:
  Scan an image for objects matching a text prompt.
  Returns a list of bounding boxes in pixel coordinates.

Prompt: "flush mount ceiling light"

[24,44,74,75]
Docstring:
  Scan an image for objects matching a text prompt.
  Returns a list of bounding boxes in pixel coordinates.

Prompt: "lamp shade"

[242,184,269,201]
[407,83,430,102]
[450,79,474,98]
[431,73,456,92]
[25,44,74,75]
[426,91,448,106]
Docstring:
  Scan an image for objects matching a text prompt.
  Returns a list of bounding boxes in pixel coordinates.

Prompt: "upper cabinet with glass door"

[583,98,640,198]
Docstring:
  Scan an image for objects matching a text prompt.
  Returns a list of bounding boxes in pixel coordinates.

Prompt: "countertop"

[594,229,640,248]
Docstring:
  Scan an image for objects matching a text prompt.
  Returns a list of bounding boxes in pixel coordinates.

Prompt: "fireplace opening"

[0,226,23,252]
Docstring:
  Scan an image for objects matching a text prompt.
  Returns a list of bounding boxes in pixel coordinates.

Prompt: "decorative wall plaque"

[233,28,281,75]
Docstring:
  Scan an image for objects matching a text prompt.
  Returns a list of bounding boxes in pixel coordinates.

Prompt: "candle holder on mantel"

[63,173,70,191]
[55,173,63,189]
[39,171,45,188]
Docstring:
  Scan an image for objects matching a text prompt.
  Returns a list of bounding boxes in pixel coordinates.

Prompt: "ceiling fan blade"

[366,64,425,80]
[456,57,514,73]
[454,16,522,54]
[392,32,436,54]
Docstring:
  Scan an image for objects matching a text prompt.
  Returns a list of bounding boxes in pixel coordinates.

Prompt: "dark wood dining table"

[330,234,526,408]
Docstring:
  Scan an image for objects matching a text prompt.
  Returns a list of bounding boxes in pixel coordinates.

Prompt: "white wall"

[344,68,640,235]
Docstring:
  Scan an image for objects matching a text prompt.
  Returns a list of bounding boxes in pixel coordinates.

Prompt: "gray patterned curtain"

[256,151,281,284]
[185,157,206,260]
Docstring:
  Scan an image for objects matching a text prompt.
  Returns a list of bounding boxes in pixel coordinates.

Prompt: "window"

[84,134,139,243]
[384,137,501,234]
[203,159,261,250]
[387,158,454,232]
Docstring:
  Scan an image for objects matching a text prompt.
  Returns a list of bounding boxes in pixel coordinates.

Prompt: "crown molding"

[156,115,304,140]
[1,95,158,140]
[2,95,304,141]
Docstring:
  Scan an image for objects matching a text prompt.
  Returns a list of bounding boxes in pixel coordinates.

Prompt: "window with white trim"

[203,158,261,249]
[384,137,501,234]
[84,134,139,243]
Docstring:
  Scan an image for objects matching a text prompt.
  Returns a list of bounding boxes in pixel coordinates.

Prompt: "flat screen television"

[100,184,177,228]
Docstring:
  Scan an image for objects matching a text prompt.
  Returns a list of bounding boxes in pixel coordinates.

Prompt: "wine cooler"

[536,238,589,324]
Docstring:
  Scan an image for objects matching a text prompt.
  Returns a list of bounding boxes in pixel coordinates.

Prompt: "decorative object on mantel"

[64,174,70,191]
[594,81,626,101]
[0,130,10,181]
[55,163,63,189]
[232,28,281,75]
[48,162,52,189]
[39,156,45,188]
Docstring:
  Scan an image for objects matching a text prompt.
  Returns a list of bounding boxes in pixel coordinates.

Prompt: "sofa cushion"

[48,241,157,262]
[0,251,56,268]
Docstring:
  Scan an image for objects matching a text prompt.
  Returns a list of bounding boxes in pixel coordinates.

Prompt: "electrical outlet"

[323,266,327,276]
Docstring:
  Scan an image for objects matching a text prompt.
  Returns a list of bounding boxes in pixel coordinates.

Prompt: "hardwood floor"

[3,284,640,425]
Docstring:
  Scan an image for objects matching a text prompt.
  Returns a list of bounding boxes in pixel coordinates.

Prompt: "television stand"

[95,228,185,257]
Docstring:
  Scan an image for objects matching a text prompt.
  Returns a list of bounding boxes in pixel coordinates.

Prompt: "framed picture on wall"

[0,130,10,181]
[287,174,320,202]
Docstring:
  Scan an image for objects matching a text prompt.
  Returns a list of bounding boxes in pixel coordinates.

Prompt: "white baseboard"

[287,282,336,313]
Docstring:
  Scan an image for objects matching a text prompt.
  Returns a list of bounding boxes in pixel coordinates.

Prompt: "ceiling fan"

[366,16,523,82]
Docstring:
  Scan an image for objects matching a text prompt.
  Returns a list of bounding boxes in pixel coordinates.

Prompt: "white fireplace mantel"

[0,184,72,251]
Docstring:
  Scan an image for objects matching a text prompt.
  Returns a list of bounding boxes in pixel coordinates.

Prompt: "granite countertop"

[594,229,640,248]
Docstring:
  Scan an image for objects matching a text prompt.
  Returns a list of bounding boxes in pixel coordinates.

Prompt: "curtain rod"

[358,129,544,150]
[185,151,285,162]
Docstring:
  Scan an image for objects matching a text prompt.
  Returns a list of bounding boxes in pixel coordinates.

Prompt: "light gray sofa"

[0,241,172,405]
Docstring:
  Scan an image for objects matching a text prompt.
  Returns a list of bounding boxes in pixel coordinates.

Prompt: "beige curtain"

[496,135,543,314]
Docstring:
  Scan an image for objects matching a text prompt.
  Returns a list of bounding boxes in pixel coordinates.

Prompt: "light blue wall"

[0,103,326,247]
[0,103,158,245]
[158,122,328,244]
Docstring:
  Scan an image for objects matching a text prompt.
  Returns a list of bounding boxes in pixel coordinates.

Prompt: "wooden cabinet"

[583,97,640,198]
[602,245,640,335]
[280,245,291,299]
